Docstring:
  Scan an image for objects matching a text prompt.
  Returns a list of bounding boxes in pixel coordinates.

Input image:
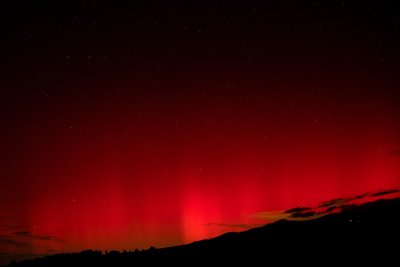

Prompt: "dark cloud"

[38,235,65,243]
[290,211,316,218]
[319,198,346,208]
[284,207,311,214]
[13,231,65,243]
[203,223,260,229]
[0,236,26,247]
[370,189,399,197]
[350,193,369,200]
[325,206,337,213]
[388,149,400,156]
[14,231,31,237]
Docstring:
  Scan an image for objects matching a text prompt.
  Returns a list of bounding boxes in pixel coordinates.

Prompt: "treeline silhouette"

[8,197,400,266]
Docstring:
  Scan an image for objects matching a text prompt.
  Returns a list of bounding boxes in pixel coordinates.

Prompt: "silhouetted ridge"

[8,197,400,266]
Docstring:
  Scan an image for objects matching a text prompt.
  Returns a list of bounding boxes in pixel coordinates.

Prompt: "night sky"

[1,1,400,263]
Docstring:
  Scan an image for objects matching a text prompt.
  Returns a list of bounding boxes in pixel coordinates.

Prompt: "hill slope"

[10,197,400,266]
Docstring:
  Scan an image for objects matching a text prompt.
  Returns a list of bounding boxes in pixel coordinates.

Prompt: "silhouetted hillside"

[8,197,400,266]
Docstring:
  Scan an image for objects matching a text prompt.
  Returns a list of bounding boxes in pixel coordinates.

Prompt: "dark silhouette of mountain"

[8,197,400,266]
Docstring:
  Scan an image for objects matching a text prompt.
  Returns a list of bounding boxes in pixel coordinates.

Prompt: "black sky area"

[1,1,400,193]
[1,1,400,90]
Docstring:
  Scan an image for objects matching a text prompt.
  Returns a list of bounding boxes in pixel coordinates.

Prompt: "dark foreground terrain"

[9,197,400,266]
